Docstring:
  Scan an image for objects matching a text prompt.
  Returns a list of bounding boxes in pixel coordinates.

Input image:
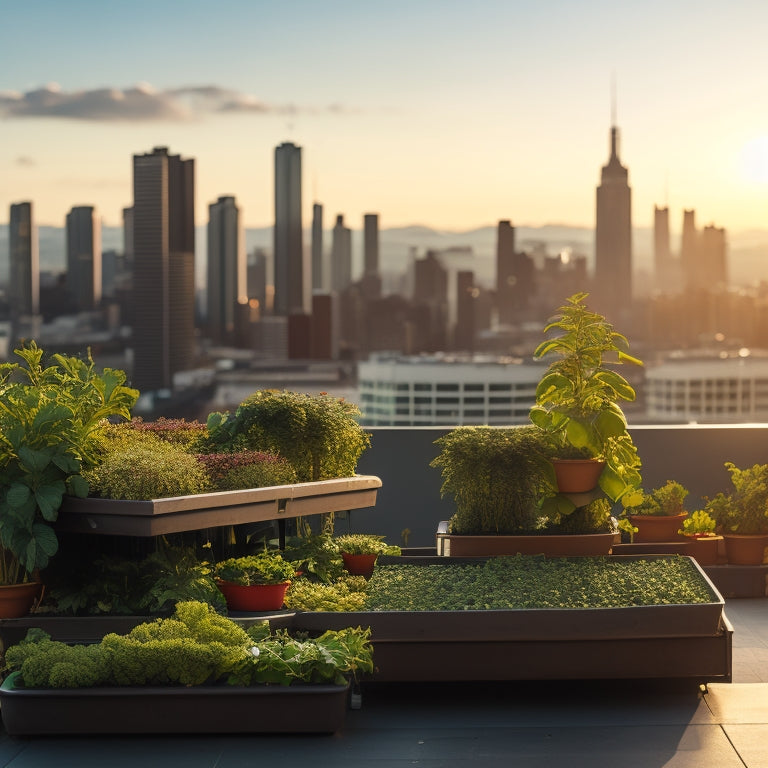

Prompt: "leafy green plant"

[42,543,225,616]
[431,426,553,534]
[705,462,768,535]
[282,520,346,583]
[83,431,209,500]
[630,480,689,517]
[205,390,371,482]
[529,292,643,505]
[680,510,717,537]
[0,343,138,582]
[334,534,401,556]
[5,601,374,688]
[215,552,296,586]
[364,557,714,611]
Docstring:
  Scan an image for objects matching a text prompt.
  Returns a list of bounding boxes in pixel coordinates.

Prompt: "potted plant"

[705,462,768,565]
[214,551,296,611]
[0,343,138,617]
[529,293,644,507]
[334,533,401,577]
[0,600,374,735]
[626,481,690,543]
[431,425,616,556]
[679,510,722,566]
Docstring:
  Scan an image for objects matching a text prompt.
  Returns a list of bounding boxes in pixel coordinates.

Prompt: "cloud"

[15,156,35,167]
[0,83,352,122]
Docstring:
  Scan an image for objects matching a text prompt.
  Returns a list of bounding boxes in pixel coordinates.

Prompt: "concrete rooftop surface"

[0,598,766,768]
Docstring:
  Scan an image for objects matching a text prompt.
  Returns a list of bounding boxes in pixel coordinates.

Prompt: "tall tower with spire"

[594,117,632,324]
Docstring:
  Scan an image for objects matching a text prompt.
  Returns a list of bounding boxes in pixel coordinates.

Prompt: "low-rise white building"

[358,353,544,426]
[646,357,768,422]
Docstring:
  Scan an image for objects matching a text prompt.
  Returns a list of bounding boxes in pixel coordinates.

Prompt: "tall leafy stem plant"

[0,343,138,583]
[529,293,643,505]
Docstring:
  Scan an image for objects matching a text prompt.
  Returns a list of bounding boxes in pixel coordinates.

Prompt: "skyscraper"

[311,202,324,292]
[495,220,533,324]
[8,201,39,321]
[681,209,698,291]
[361,213,382,300]
[594,125,632,322]
[653,205,675,294]
[131,146,195,393]
[65,205,102,311]
[207,195,245,344]
[330,214,352,293]
[274,142,308,316]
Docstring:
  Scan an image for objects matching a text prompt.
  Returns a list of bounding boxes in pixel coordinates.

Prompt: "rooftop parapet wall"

[354,424,768,547]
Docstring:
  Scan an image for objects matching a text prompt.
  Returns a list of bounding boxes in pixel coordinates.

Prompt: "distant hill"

[0,223,765,290]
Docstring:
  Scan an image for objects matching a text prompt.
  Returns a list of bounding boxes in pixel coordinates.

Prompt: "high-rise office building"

[361,213,382,300]
[131,146,195,393]
[594,125,632,322]
[65,205,102,311]
[8,201,39,321]
[207,195,245,344]
[273,142,308,316]
[700,224,728,289]
[653,205,679,294]
[455,270,476,352]
[331,214,352,293]
[311,202,324,292]
[681,209,699,291]
[495,220,516,325]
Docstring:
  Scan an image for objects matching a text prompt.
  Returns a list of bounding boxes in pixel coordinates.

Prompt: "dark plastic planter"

[292,555,732,684]
[0,672,349,735]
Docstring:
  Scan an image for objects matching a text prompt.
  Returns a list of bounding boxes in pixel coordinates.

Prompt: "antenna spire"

[611,72,617,126]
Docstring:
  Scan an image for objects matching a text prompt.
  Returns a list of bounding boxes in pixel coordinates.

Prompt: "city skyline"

[3,1,768,235]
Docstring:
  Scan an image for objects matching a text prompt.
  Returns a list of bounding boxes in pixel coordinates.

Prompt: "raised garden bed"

[55,475,382,536]
[292,555,732,684]
[0,672,349,735]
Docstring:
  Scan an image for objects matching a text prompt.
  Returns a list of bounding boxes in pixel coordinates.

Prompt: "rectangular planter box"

[0,673,349,735]
[292,555,732,684]
[55,475,381,536]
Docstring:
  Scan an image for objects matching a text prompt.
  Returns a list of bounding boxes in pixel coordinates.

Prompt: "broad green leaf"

[5,483,31,509]
[67,474,90,499]
[35,482,65,521]
[17,445,52,474]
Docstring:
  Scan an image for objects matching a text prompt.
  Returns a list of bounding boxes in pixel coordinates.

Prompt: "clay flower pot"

[552,459,606,494]
[216,580,290,612]
[341,553,378,578]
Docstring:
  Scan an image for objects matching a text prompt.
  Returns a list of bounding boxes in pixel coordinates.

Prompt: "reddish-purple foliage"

[196,451,286,483]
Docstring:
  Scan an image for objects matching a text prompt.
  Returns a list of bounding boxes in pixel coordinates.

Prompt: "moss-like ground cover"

[363,556,716,612]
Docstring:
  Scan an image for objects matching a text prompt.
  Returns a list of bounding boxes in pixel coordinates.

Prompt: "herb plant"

[529,293,643,506]
[630,481,689,517]
[705,462,768,535]
[215,552,295,586]
[334,534,401,556]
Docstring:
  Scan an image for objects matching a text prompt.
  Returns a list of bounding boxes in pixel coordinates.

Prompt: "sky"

[3,0,768,234]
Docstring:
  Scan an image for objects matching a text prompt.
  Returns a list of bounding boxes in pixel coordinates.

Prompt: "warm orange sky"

[3,0,768,234]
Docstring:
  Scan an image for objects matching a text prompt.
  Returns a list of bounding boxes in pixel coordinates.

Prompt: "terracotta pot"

[629,513,688,543]
[0,581,42,619]
[342,553,378,578]
[684,535,722,566]
[552,459,605,493]
[723,534,768,565]
[216,580,290,612]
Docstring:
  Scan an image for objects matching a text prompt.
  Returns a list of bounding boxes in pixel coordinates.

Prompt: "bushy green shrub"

[205,390,371,482]
[83,432,209,500]
[334,534,401,556]
[432,426,552,535]
[196,451,297,491]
